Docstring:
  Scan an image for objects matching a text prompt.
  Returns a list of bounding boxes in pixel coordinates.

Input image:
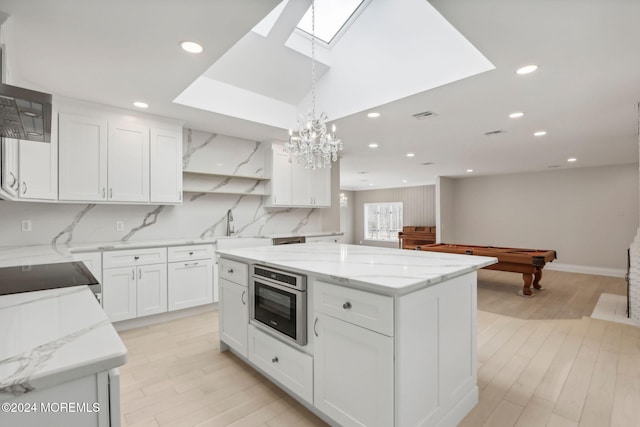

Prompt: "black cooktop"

[0,261,100,296]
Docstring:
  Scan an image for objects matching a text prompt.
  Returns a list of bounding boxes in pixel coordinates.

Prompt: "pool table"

[417,243,557,296]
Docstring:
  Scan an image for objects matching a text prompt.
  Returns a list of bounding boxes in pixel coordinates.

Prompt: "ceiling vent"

[412,111,436,120]
[484,129,505,136]
[421,162,434,166]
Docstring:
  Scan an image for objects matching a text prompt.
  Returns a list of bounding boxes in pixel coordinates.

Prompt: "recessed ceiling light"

[534,130,547,137]
[368,143,379,148]
[367,112,380,118]
[133,101,149,109]
[567,157,577,162]
[180,41,203,54]
[368,183,374,186]
[406,153,415,158]
[466,169,473,173]
[357,171,368,174]
[402,180,407,183]
[516,65,538,75]
[509,112,524,119]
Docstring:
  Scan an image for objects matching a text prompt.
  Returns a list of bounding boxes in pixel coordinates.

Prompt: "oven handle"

[241,290,246,305]
[314,317,319,337]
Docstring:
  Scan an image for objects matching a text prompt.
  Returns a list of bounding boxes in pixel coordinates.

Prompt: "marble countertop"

[0,286,127,401]
[217,243,497,296]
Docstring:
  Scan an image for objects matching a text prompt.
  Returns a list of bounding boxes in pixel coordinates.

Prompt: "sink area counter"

[216,242,496,296]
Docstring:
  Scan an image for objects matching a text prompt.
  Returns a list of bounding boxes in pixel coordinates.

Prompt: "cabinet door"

[58,113,108,201]
[314,313,394,427]
[150,127,182,204]
[291,163,311,206]
[1,137,19,197]
[167,258,213,311]
[137,263,168,317]
[18,139,57,200]
[269,149,292,206]
[310,166,331,207]
[103,267,137,322]
[108,122,149,202]
[219,278,248,357]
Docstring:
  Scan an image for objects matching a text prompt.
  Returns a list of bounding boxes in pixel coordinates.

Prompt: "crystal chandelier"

[285,0,342,169]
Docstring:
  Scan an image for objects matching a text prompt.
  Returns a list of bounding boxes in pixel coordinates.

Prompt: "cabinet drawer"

[168,244,214,262]
[314,281,394,336]
[247,325,313,404]
[218,258,248,286]
[103,247,167,269]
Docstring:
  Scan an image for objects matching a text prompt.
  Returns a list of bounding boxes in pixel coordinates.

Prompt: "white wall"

[339,190,355,244]
[353,185,435,248]
[435,176,455,243]
[444,164,639,274]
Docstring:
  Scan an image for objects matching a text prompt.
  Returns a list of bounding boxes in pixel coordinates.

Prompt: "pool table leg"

[533,268,544,290]
[522,273,534,296]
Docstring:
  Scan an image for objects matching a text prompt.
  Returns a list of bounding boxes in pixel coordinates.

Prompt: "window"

[364,202,403,241]
[296,0,367,45]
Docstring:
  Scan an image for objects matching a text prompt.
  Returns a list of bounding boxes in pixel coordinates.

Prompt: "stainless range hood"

[0,82,52,143]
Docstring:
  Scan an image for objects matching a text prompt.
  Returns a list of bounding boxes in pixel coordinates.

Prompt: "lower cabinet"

[168,258,213,311]
[313,313,394,427]
[103,263,167,322]
[248,325,313,404]
[219,278,248,357]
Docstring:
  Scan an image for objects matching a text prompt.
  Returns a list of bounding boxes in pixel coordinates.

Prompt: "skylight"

[296,0,366,44]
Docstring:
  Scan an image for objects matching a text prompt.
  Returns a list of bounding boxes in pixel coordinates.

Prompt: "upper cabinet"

[0,137,57,201]
[57,100,183,204]
[264,143,331,208]
[58,113,108,201]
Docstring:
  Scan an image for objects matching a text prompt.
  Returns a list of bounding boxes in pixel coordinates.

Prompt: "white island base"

[217,243,493,427]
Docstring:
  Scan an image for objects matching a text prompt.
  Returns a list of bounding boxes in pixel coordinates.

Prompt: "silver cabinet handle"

[131,269,135,280]
[227,268,234,274]
[102,188,106,199]
[110,188,113,198]
[138,269,142,280]
[184,262,199,267]
[343,301,352,310]
[22,181,27,194]
[241,290,246,305]
[8,172,17,188]
[189,252,194,256]
[179,191,182,201]
[134,256,140,260]
[272,357,279,363]
[314,317,319,337]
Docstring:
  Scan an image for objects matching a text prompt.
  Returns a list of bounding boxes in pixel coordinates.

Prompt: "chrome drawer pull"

[134,256,140,260]
[227,268,234,274]
[189,251,194,255]
[314,317,319,337]
[343,301,352,310]
[272,357,279,363]
[184,262,199,267]
[241,290,246,305]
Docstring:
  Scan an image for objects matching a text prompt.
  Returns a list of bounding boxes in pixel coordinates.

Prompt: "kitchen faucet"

[226,209,234,236]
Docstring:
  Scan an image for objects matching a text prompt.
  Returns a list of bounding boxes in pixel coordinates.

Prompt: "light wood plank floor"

[118,271,637,427]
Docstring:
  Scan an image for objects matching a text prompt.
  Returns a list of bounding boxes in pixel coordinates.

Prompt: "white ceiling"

[1,0,639,191]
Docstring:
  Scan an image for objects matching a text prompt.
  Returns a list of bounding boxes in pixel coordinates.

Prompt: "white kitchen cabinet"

[58,112,108,201]
[248,325,313,404]
[267,148,292,206]
[167,258,213,311]
[313,312,394,427]
[108,121,149,202]
[150,127,182,203]
[137,263,168,317]
[219,278,249,358]
[16,139,57,200]
[1,137,19,197]
[102,266,137,322]
[167,244,214,311]
[264,143,331,208]
[102,248,168,322]
[0,369,119,427]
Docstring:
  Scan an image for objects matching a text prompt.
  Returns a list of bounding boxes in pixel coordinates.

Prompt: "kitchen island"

[217,243,496,427]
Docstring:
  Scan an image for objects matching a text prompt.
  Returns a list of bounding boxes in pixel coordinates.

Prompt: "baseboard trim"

[545,262,626,278]
[113,303,218,331]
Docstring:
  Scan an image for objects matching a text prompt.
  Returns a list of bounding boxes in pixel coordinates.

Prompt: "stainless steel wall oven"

[250,264,307,346]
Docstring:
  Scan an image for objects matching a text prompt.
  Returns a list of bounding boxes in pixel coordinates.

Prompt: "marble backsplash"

[0,193,322,248]
[0,128,329,248]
